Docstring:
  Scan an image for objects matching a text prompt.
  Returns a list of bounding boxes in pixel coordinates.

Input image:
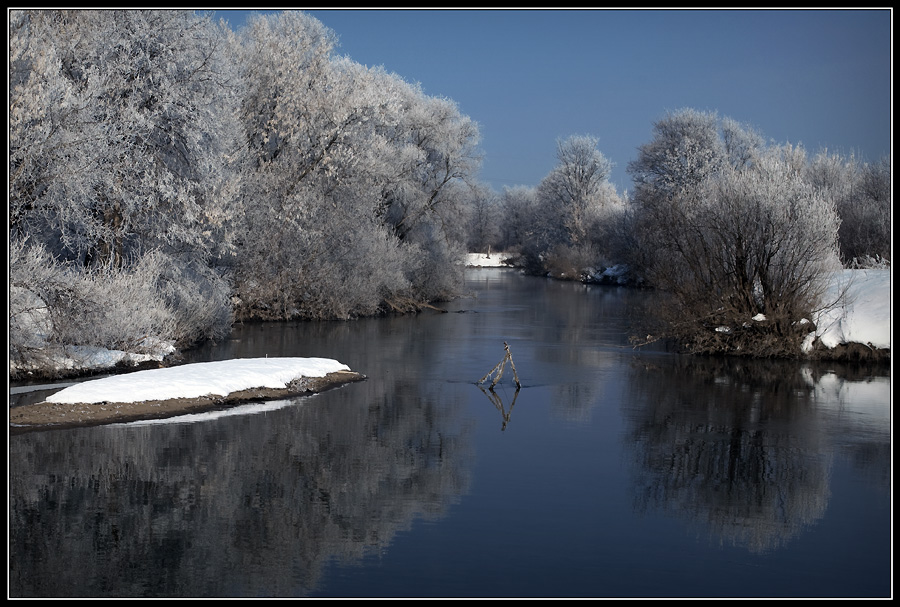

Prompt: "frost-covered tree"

[628,108,724,207]
[847,156,892,263]
[373,83,482,301]
[9,9,240,268]
[627,109,755,279]
[377,86,482,243]
[463,184,501,254]
[721,116,766,169]
[537,135,613,248]
[805,151,891,265]
[230,11,406,319]
[505,135,622,277]
[237,14,401,197]
[10,9,238,370]
[9,237,231,377]
[228,11,480,319]
[628,110,842,355]
[494,185,539,254]
[699,145,840,330]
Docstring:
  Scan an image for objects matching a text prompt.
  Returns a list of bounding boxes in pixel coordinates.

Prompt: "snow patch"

[466,252,511,267]
[806,269,891,351]
[45,357,350,404]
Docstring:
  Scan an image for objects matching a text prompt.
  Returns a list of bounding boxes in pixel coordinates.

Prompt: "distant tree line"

[473,134,626,278]
[9,10,891,374]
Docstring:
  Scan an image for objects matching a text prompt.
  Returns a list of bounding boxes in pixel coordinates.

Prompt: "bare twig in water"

[477,342,521,389]
[503,342,520,388]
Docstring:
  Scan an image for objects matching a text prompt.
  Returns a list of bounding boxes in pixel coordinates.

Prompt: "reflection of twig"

[477,342,521,389]
[478,384,520,431]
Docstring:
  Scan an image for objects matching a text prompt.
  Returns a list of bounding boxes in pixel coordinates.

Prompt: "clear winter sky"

[213,8,892,196]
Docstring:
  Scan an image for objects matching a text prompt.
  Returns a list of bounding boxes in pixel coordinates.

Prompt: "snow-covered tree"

[228,11,480,319]
[377,89,481,242]
[536,135,613,248]
[805,151,891,265]
[628,108,724,206]
[627,109,843,355]
[9,9,240,268]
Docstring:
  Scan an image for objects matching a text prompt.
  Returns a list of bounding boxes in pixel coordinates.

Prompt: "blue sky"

[214,8,892,195]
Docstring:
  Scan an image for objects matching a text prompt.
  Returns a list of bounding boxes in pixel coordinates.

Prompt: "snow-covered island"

[10,357,365,432]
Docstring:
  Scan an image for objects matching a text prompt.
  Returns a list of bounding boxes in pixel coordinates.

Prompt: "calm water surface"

[8,269,892,598]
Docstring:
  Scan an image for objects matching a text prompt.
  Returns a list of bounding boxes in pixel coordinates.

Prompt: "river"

[8,268,892,598]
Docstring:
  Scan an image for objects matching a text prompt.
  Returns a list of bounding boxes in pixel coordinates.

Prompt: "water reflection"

[9,380,474,597]
[9,269,890,598]
[621,356,889,554]
[803,365,892,490]
[477,385,520,431]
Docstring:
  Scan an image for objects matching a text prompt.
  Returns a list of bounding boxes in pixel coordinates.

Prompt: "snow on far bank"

[466,252,512,267]
[45,357,350,404]
[804,269,891,352]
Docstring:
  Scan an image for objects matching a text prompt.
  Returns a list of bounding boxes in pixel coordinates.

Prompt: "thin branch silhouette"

[478,384,520,431]
[477,342,521,389]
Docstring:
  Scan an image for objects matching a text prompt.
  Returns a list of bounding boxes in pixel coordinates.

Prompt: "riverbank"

[7,265,890,433]
[493,260,891,362]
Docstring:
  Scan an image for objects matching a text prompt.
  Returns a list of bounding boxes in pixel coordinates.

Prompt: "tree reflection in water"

[624,356,832,554]
[8,379,474,597]
[9,270,889,598]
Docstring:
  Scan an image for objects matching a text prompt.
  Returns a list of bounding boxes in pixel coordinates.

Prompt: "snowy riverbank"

[8,264,890,389]
[803,268,891,352]
[468,257,890,354]
[7,265,889,432]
